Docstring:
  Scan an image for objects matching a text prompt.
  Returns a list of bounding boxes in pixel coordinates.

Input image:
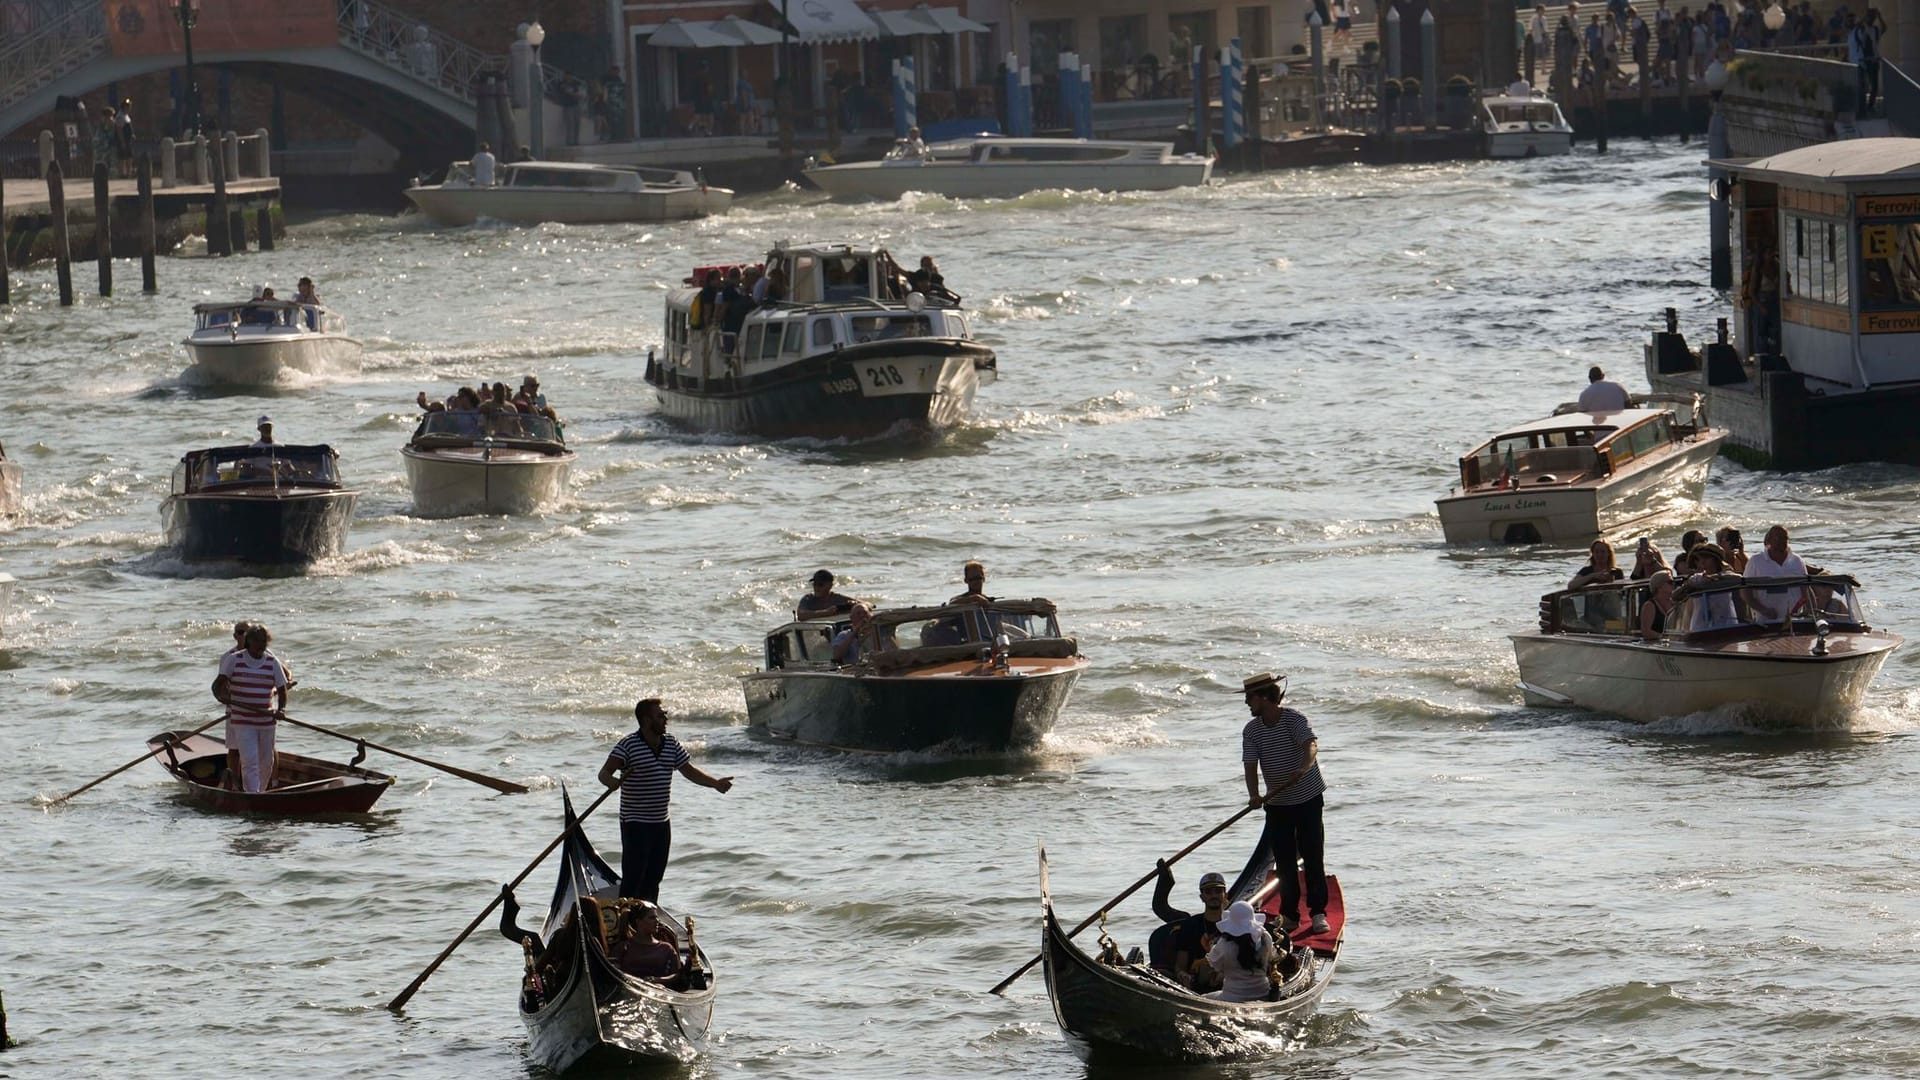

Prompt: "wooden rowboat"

[1037,846,1344,1064]
[146,729,394,815]
[519,792,716,1071]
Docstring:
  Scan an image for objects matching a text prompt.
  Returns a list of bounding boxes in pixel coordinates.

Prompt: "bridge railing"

[338,0,496,105]
[0,0,108,114]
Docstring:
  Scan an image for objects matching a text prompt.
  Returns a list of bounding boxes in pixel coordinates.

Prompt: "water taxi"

[1479,88,1574,158]
[804,136,1212,200]
[183,298,361,385]
[162,443,359,565]
[405,160,731,225]
[402,410,573,517]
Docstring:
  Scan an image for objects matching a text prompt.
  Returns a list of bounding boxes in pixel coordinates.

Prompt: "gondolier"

[598,698,734,903]
[1240,672,1330,936]
[212,625,290,793]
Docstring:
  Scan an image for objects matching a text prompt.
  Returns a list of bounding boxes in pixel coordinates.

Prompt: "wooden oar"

[277,714,528,795]
[386,784,617,1012]
[988,801,1260,995]
[43,715,227,807]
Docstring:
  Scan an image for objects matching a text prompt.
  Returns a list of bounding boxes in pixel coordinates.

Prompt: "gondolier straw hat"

[1241,672,1287,696]
[1693,543,1728,566]
[1216,900,1266,938]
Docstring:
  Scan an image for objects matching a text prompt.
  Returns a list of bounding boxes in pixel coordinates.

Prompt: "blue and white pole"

[1004,52,1020,136]
[892,60,907,139]
[900,56,917,137]
[1223,37,1245,149]
[1079,61,1095,137]
[1059,50,1080,136]
[1018,63,1033,136]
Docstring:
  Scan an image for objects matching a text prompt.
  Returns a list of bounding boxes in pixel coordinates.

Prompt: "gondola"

[146,728,394,814]
[1036,846,1344,1064]
[518,792,716,1070]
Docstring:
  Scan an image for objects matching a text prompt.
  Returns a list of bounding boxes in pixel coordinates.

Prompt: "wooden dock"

[3,176,282,269]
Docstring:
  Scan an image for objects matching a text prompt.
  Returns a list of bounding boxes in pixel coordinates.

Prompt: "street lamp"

[525,20,545,158]
[167,0,202,136]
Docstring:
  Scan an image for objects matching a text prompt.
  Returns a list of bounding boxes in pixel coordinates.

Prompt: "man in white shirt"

[251,415,274,447]
[1744,525,1807,578]
[472,141,497,186]
[1577,365,1633,411]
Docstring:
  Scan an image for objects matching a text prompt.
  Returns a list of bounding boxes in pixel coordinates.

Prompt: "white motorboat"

[183,299,361,385]
[803,136,1213,200]
[401,410,575,517]
[1435,401,1728,544]
[404,160,732,225]
[1512,573,1902,725]
[0,436,21,519]
[1479,89,1574,159]
[644,240,997,438]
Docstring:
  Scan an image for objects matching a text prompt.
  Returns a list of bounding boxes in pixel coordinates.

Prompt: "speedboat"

[162,443,359,565]
[401,410,574,517]
[644,240,997,438]
[740,598,1086,752]
[804,135,1212,200]
[404,160,732,225]
[1478,88,1574,158]
[183,298,361,385]
[0,435,21,518]
[1512,573,1902,724]
[1435,401,1728,544]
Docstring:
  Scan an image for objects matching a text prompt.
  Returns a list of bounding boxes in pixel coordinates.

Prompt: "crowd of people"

[791,561,999,665]
[414,375,561,426]
[1568,523,1827,635]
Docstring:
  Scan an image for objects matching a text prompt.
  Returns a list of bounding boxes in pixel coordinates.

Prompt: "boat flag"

[1497,445,1517,488]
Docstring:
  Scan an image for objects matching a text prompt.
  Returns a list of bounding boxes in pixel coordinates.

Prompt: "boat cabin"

[444,160,697,192]
[1457,406,1700,492]
[1539,574,1868,640]
[409,410,565,448]
[171,444,345,495]
[191,299,342,335]
[762,599,1074,673]
[1479,93,1569,132]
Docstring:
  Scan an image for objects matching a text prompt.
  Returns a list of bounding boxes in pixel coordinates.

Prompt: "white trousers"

[226,720,276,793]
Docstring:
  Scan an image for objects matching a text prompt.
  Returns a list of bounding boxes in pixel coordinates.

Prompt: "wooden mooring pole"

[48,160,73,306]
[256,205,274,250]
[1,169,10,305]
[209,137,231,257]
[93,161,112,296]
[138,154,157,293]
[1,987,13,1049]
[1244,64,1263,173]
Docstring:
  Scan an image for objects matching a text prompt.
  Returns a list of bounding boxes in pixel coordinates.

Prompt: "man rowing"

[598,698,734,903]
[212,625,290,792]
[1241,671,1330,937]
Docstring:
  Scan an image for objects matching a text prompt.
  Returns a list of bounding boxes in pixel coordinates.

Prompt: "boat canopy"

[171,444,343,495]
[1459,409,1686,490]
[1539,574,1867,639]
[410,409,565,448]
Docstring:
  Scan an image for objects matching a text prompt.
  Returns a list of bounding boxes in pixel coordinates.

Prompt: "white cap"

[256,415,272,427]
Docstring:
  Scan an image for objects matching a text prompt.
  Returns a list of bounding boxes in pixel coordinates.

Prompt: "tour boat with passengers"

[182,298,361,384]
[402,410,574,517]
[162,442,359,565]
[517,792,716,1069]
[1478,88,1574,158]
[404,160,732,225]
[1512,572,1902,724]
[644,241,997,438]
[741,598,1086,752]
[0,435,21,519]
[146,728,395,815]
[1436,400,1728,544]
[803,136,1213,200]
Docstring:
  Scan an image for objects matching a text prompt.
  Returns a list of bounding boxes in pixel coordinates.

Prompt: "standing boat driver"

[796,569,856,619]
[212,625,290,793]
[949,560,994,605]
[1241,672,1330,937]
[598,698,734,903]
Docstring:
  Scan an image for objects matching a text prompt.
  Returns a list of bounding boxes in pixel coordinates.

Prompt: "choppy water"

[5,141,1920,1079]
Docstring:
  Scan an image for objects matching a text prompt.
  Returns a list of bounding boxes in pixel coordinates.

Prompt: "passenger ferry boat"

[404,160,732,225]
[1513,573,1901,725]
[183,299,361,385]
[803,136,1212,200]
[644,241,997,438]
[1478,89,1574,159]
[162,443,359,565]
[1435,402,1727,544]
[401,410,574,517]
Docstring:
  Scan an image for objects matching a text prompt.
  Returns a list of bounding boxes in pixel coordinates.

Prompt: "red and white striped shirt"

[220,649,288,725]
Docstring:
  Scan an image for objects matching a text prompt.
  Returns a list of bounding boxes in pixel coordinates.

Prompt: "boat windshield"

[847,314,935,342]
[1670,577,1866,635]
[1463,433,1607,488]
[412,410,564,445]
[1486,103,1562,125]
[177,445,341,493]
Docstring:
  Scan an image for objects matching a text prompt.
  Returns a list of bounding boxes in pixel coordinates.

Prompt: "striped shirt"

[609,732,691,824]
[1243,707,1326,806]
[219,649,288,725]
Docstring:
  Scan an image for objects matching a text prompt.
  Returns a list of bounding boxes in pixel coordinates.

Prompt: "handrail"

[336,0,571,107]
[0,0,108,113]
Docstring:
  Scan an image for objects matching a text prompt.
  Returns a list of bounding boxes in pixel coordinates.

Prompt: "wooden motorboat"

[162,443,359,565]
[1479,88,1574,158]
[146,728,394,814]
[401,410,574,517]
[741,598,1087,752]
[0,435,21,519]
[803,136,1212,200]
[643,241,997,439]
[1435,401,1727,544]
[520,793,716,1070]
[183,299,361,385]
[1512,573,1902,724]
[405,160,732,226]
[1037,847,1343,1064]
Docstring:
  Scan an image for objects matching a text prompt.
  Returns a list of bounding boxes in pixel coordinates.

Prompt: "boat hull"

[1436,431,1725,544]
[404,185,731,225]
[649,339,993,439]
[1484,130,1574,158]
[147,730,394,814]
[805,160,1211,200]
[183,334,362,384]
[741,660,1085,752]
[402,446,574,516]
[523,934,715,1071]
[1511,630,1902,724]
[161,489,359,564]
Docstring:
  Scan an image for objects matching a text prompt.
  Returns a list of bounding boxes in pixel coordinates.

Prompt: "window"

[1169,11,1217,61]
[1237,5,1271,56]
[1029,19,1074,73]
[761,322,784,359]
[742,325,762,359]
[812,318,837,347]
[1785,211,1848,306]
[1099,15,1147,70]
[782,321,805,353]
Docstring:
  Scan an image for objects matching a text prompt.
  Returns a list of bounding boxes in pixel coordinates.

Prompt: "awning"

[763,0,881,43]
[648,15,787,49]
[868,4,989,36]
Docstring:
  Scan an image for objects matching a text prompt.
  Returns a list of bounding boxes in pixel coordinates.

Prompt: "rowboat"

[146,728,394,814]
[520,794,716,1070]
[401,410,574,517]
[741,598,1087,752]
[1037,847,1344,1063]
[1513,573,1902,724]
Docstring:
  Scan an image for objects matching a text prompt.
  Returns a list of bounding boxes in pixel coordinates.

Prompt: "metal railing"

[1882,58,1920,134]
[0,0,107,113]
[335,0,566,107]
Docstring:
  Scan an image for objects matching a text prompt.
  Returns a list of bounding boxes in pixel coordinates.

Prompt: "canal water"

[4,140,1919,1079]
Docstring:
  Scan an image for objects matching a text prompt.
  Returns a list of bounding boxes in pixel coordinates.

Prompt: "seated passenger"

[1715,526,1749,573]
[497,883,544,959]
[1675,543,1743,630]
[1163,869,1228,991]
[416,390,447,413]
[796,569,855,619]
[831,603,873,665]
[1567,540,1623,591]
[1203,901,1274,1003]
[607,901,682,981]
[1638,570,1675,641]
[1628,537,1668,581]
[920,616,967,647]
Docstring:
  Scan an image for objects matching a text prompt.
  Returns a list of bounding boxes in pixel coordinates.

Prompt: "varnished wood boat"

[1037,847,1344,1064]
[146,728,394,814]
[520,793,716,1070]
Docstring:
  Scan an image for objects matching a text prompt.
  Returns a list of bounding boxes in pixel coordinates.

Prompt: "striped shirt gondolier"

[219,650,288,725]
[1243,707,1326,806]
[610,731,691,823]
